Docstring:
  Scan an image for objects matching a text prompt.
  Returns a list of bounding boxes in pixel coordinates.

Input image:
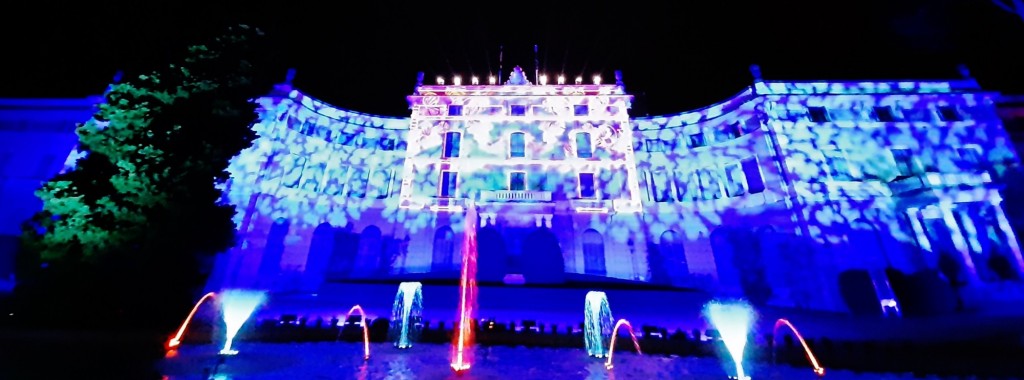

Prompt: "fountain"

[603,319,642,370]
[339,305,371,360]
[390,282,424,349]
[451,202,479,373]
[584,291,615,358]
[167,291,216,349]
[217,289,266,355]
[704,301,756,380]
[773,318,825,377]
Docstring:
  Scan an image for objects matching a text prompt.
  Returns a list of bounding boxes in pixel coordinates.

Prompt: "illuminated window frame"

[723,162,747,197]
[574,131,593,159]
[890,146,923,177]
[954,144,985,173]
[509,132,526,158]
[936,105,964,122]
[578,172,598,199]
[820,147,859,181]
[439,170,458,198]
[442,131,461,159]
[807,106,831,123]
[509,171,527,191]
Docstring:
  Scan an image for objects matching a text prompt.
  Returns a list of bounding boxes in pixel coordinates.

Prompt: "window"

[937,106,963,122]
[688,132,706,148]
[873,106,896,122]
[300,163,326,192]
[576,132,593,158]
[724,163,746,197]
[651,170,672,202]
[574,104,589,116]
[349,168,369,198]
[698,169,722,200]
[741,158,765,194]
[323,165,349,196]
[645,139,666,153]
[822,149,855,181]
[281,155,306,188]
[891,148,921,177]
[300,121,316,135]
[509,171,526,191]
[370,169,391,199]
[807,107,831,122]
[380,138,395,151]
[509,132,526,158]
[442,131,461,158]
[955,146,984,172]
[448,105,463,116]
[579,172,596,198]
[510,105,526,116]
[439,171,458,198]
[741,118,761,134]
[674,171,698,201]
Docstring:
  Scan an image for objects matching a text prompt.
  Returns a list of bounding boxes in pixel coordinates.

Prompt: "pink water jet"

[451,203,479,373]
[341,305,371,360]
[604,319,642,369]
[773,318,825,377]
[167,292,216,349]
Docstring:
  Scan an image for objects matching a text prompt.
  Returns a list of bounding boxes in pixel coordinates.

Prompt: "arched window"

[660,230,688,277]
[432,226,456,271]
[443,132,461,158]
[582,229,606,276]
[509,132,526,158]
[355,225,383,275]
[575,132,592,158]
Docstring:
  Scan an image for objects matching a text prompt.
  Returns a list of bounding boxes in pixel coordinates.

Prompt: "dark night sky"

[3,1,1023,117]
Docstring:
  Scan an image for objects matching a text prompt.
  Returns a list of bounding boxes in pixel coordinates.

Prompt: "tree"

[16,24,276,330]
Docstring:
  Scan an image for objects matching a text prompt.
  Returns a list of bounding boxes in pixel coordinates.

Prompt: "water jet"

[217,289,266,355]
[704,301,755,380]
[390,282,424,349]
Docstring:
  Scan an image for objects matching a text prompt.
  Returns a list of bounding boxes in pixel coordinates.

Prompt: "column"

[939,202,979,283]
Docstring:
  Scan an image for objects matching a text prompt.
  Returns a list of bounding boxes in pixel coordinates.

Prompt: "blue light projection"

[209,69,1024,316]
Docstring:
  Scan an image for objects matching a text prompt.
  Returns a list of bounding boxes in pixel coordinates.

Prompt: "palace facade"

[3,66,1022,315]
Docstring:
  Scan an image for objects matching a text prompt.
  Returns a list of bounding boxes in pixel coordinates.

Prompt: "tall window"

[651,170,672,202]
[582,229,606,276]
[741,158,765,194]
[807,107,831,122]
[937,106,963,122]
[576,132,593,158]
[574,104,589,116]
[448,105,463,116]
[579,172,596,198]
[509,171,526,191]
[349,168,369,198]
[699,169,722,200]
[873,106,897,122]
[509,132,526,158]
[439,171,458,198]
[370,169,391,199]
[281,154,306,188]
[688,133,706,148]
[510,105,526,116]
[442,131,461,158]
[955,146,984,172]
[723,163,746,197]
[891,148,920,177]
[822,149,854,181]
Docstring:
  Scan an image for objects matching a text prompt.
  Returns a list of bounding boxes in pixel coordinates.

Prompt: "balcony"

[480,190,552,202]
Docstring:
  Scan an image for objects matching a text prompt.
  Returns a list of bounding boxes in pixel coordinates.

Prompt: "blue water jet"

[218,289,266,355]
[584,291,614,358]
[704,300,756,379]
[390,281,424,348]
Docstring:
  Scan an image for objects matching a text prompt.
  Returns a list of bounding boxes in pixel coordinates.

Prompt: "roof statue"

[506,66,531,85]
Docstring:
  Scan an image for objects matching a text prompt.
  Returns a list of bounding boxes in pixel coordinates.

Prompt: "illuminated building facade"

[2,67,1022,315]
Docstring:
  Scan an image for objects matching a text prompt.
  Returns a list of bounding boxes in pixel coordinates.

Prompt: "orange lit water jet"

[341,305,371,360]
[604,319,642,370]
[167,292,216,349]
[451,203,479,373]
[773,318,825,377]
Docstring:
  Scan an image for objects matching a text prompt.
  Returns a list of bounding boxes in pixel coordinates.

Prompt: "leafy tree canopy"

[22,24,273,276]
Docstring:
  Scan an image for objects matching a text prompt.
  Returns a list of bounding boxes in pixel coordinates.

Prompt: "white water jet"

[390,281,424,348]
[218,289,266,355]
[704,300,756,380]
[584,291,614,358]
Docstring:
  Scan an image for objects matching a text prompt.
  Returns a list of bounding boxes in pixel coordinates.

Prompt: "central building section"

[399,67,645,283]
